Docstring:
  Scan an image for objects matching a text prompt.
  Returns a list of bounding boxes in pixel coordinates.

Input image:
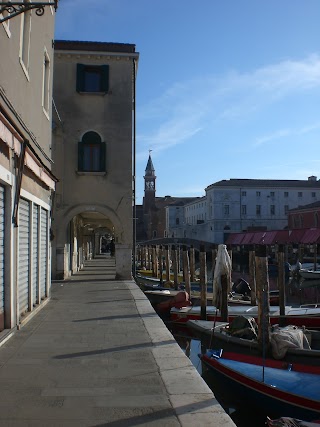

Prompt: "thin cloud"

[138,54,320,155]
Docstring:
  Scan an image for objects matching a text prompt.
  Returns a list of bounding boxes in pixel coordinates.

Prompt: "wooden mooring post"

[211,245,217,283]
[182,245,191,297]
[277,244,286,326]
[165,245,171,283]
[159,245,163,284]
[249,245,256,305]
[171,245,179,290]
[200,245,207,320]
[190,245,195,282]
[255,245,270,354]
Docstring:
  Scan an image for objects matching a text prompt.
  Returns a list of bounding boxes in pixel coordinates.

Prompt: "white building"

[166,177,320,244]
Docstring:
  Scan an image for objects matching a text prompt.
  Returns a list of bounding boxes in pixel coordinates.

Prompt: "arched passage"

[52,204,132,280]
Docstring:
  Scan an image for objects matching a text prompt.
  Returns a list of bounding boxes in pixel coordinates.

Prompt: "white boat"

[299,269,320,280]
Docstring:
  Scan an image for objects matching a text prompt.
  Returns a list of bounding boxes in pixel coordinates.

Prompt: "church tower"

[143,153,156,213]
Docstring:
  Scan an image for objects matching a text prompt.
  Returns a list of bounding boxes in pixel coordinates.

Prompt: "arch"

[60,204,124,242]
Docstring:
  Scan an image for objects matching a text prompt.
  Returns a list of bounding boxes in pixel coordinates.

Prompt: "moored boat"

[299,269,320,280]
[170,303,320,329]
[187,318,320,366]
[199,350,320,421]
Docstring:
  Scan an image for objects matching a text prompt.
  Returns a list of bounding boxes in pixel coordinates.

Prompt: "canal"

[164,275,319,427]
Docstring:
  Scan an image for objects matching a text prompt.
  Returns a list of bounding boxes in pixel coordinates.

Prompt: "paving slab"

[0,256,236,426]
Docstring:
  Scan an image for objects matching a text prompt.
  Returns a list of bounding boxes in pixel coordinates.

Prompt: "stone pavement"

[0,255,235,427]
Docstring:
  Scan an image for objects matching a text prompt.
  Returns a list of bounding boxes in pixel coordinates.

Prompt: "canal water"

[165,275,319,427]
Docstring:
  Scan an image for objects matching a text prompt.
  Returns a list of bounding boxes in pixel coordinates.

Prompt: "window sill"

[77,91,109,96]
[76,171,107,176]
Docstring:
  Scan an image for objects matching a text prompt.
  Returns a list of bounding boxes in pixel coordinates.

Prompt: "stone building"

[136,154,198,242]
[51,40,139,280]
[0,4,57,332]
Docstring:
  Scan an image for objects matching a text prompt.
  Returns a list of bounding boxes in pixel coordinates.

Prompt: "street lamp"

[0,1,58,23]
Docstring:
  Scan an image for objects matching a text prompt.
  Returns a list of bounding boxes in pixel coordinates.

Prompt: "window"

[256,205,261,215]
[42,49,50,115]
[241,205,246,215]
[312,192,316,198]
[224,205,229,215]
[270,205,275,215]
[19,3,32,75]
[241,191,246,196]
[270,191,275,197]
[284,192,288,197]
[284,205,289,215]
[298,192,302,197]
[256,191,261,197]
[78,131,106,172]
[76,64,109,93]
[175,218,179,225]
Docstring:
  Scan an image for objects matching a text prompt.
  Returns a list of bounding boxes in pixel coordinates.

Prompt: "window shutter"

[78,141,84,171]
[76,64,85,92]
[101,65,109,93]
[100,141,106,171]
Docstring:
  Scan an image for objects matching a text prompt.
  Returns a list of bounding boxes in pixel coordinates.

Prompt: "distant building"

[136,154,198,241]
[51,40,139,279]
[0,5,57,331]
[165,176,320,244]
[288,200,320,229]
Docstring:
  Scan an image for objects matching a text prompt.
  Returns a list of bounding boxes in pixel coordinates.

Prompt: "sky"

[54,0,320,205]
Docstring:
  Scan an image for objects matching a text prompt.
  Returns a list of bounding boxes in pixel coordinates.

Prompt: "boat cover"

[212,244,232,308]
[270,325,311,359]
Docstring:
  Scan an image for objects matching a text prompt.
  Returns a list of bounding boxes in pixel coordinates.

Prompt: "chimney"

[308,175,317,181]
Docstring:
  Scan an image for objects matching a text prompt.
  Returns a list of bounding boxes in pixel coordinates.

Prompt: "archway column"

[115,244,132,279]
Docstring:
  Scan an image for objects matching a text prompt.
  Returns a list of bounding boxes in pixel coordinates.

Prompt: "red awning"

[300,229,320,244]
[241,232,255,244]
[260,231,277,245]
[250,232,265,244]
[225,233,245,245]
[289,229,308,243]
[274,230,290,244]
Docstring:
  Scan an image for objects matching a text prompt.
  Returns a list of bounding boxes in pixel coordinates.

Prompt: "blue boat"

[199,350,320,421]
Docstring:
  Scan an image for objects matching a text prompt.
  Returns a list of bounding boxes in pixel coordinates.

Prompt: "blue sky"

[55,0,320,204]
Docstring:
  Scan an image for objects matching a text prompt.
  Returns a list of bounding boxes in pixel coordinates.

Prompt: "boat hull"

[201,351,320,421]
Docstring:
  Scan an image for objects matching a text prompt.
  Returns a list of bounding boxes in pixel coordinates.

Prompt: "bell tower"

[143,152,156,212]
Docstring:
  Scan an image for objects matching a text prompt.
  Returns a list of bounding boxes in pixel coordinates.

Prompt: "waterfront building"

[0,5,57,331]
[51,41,139,279]
[164,177,320,245]
[205,177,320,243]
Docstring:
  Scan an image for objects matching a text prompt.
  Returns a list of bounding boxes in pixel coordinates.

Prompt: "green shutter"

[100,141,106,171]
[76,64,85,92]
[101,65,109,93]
[78,141,84,171]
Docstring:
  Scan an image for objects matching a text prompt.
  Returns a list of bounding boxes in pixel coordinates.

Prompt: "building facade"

[0,5,57,332]
[166,177,320,244]
[51,41,139,280]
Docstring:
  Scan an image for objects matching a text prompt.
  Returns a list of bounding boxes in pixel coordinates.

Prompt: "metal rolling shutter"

[40,208,48,299]
[32,205,39,306]
[18,198,30,316]
[0,186,5,331]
